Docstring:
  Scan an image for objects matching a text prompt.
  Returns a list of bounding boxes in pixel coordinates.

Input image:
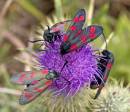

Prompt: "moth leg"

[94,84,104,99]
[59,60,71,84]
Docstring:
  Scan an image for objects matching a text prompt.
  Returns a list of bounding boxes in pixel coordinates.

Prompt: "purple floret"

[38,36,98,96]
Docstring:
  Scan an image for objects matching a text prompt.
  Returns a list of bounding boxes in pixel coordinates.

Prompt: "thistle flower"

[37,34,98,97]
[90,81,130,112]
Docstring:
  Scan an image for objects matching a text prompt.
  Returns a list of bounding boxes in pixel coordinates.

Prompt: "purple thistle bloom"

[38,36,98,96]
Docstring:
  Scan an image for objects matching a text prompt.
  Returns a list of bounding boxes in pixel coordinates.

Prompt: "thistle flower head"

[38,34,98,96]
[90,81,130,112]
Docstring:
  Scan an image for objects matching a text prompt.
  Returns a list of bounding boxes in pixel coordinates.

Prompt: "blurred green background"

[0,0,130,112]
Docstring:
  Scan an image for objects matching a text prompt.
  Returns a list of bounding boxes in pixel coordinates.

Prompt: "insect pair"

[11,9,114,105]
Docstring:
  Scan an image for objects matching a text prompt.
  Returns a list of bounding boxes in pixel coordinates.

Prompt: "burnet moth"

[11,69,59,105]
[90,50,114,99]
[43,20,70,43]
[30,20,71,44]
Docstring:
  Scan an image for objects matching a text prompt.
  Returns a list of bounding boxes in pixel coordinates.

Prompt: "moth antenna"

[47,25,50,31]
[28,40,44,43]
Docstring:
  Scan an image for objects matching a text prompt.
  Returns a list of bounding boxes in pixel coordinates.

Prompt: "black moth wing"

[19,79,52,105]
[83,25,104,43]
[90,50,114,99]
[63,9,86,42]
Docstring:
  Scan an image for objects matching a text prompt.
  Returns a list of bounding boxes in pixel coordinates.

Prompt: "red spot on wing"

[34,80,52,93]
[63,34,69,42]
[73,17,79,22]
[89,33,96,39]
[30,72,35,78]
[41,69,49,75]
[24,92,33,100]
[79,16,84,21]
[34,87,46,93]
[103,74,108,81]
[73,16,84,22]
[31,80,39,85]
[77,30,81,34]
[81,35,86,43]
[19,73,26,82]
[70,44,78,50]
[90,26,96,33]
[107,63,112,70]
[45,80,52,86]
[70,26,76,31]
